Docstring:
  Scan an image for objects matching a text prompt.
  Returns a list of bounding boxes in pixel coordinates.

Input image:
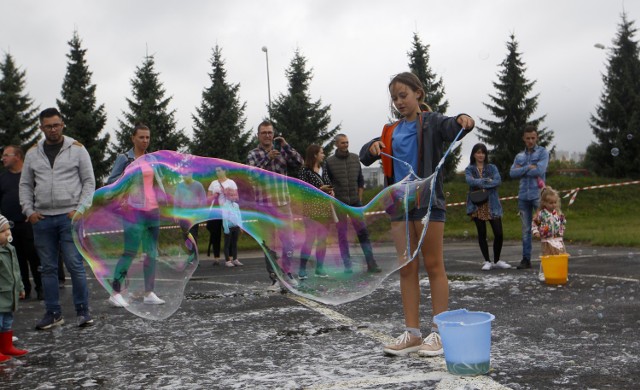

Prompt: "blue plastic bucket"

[433,309,495,375]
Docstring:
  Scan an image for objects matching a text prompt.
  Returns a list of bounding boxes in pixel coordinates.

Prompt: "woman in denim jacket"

[104,123,166,308]
[465,143,511,271]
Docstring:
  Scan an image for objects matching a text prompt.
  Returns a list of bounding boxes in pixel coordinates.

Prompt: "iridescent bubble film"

[72,151,436,320]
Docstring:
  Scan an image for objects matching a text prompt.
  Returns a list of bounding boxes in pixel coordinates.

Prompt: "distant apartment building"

[362,165,384,188]
[553,150,585,162]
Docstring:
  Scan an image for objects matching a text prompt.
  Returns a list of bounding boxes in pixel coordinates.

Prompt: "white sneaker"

[481,261,493,271]
[233,259,243,266]
[417,332,443,357]
[143,292,165,305]
[538,271,546,282]
[109,293,129,307]
[285,273,299,287]
[267,280,281,292]
[225,261,235,267]
[494,260,512,269]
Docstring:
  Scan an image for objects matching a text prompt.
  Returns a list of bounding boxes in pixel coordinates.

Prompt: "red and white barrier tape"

[447,180,640,207]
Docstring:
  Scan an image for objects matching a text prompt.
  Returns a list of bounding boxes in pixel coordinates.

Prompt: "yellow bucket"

[541,254,569,285]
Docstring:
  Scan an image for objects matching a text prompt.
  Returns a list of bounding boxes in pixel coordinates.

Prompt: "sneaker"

[143,292,165,305]
[516,259,532,269]
[108,293,129,308]
[267,280,281,292]
[212,258,221,266]
[35,312,64,330]
[494,260,512,269]
[538,271,546,282]
[233,259,243,266]
[77,312,95,328]
[225,261,235,267]
[285,273,299,287]
[383,331,423,356]
[417,332,443,357]
[367,264,383,273]
[315,269,329,278]
[481,261,493,271]
[298,270,308,280]
[344,267,353,274]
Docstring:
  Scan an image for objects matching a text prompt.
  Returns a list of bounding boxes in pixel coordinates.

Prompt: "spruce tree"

[115,54,186,154]
[477,34,552,179]
[269,49,340,156]
[0,53,40,150]
[585,13,640,178]
[191,45,251,162]
[57,30,110,181]
[407,33,461,181]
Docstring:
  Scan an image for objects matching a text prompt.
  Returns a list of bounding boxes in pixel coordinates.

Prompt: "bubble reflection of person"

[105,123,166,308]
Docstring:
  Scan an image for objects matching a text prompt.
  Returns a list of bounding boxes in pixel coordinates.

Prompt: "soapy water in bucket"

[72,151,443,320]
[434,309,495,376]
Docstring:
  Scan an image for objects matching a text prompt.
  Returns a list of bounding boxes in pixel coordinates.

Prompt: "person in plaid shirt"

[246,120,303,291]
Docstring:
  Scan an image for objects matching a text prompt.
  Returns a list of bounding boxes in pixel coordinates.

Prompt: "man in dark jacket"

[326,134,380,273]
[0,145,42,300]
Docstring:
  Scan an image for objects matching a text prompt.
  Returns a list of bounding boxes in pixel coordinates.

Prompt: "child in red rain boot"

[0,214,28,362]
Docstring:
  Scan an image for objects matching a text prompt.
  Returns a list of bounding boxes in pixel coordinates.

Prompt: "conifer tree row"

[0,53,40,151]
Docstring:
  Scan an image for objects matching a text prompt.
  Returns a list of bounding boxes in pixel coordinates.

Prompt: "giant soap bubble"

[72,151,439,320]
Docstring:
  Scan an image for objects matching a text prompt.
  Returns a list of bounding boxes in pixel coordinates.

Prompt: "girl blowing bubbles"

[360,72,474,356]
[532,186,567,281]
[0,214,28,362]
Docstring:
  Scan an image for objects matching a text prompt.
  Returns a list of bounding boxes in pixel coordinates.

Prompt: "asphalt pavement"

[2,239,639,389]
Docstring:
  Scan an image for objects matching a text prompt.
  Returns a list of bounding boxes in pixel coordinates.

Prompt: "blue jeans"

[32,214,90,315]
[0,312,14,332]
[518,198,540,261]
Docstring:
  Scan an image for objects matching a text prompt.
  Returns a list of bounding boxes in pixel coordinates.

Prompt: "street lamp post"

[261,46,272,114]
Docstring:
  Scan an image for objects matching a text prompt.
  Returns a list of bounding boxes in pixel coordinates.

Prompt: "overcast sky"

[2,0,638,170]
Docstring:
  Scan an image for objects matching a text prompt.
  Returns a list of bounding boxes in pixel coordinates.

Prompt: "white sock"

[406,327,421,338]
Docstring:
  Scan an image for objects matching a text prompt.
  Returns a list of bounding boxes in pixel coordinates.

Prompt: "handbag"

[469,189,489,205]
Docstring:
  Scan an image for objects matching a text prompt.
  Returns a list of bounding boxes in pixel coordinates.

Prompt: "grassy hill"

[434,175,639,246]
[215,175,640,255]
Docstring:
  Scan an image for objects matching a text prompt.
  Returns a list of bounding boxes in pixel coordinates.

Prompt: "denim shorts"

[390,207,446,222]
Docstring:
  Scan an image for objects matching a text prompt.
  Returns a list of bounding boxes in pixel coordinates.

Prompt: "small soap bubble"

[627,134,633,140]
[597,313,604,319]
[577,249,583,256]
[592,249,598,255]
[463,230,469,238]
[628,252,634,259]
[610,147,619,157]
[445,191,450,197]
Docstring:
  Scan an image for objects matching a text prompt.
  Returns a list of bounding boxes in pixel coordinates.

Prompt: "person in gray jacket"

[325,134,380,273]
[19,107,96,330]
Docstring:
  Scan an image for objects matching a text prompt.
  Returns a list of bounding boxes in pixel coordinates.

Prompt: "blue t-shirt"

[392,119,418,180]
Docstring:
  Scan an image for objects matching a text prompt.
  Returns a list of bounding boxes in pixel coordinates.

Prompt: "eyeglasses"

[41,123,64,131]
[1,154,16,158]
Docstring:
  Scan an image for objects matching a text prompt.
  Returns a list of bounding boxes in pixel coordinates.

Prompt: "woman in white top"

[208,166,242,267]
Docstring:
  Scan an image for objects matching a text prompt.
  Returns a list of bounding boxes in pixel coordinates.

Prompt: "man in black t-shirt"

[0,145,42,300]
